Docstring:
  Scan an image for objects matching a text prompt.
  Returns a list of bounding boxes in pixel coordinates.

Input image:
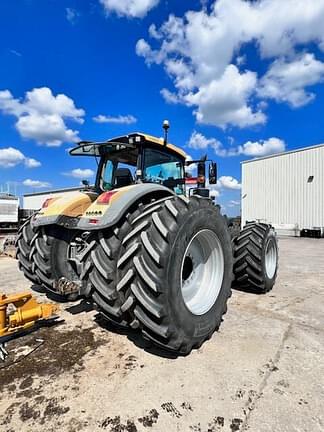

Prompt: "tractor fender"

[32,191,98,229]
[77,183,174,230]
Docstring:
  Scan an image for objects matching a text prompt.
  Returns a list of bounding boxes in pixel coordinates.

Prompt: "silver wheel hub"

[265,238,277,279]
[180,229,225,316]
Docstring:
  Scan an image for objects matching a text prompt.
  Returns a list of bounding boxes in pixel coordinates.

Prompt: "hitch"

[53,277,81,296]
[0,292,59,361]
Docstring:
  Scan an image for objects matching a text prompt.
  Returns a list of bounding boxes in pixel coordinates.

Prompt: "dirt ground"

[0,237,323,432]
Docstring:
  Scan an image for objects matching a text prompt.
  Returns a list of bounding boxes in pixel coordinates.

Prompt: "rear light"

[185,177,198,184]
[42,198,56,208]
[89,219,99,224]
[97,191,117,205]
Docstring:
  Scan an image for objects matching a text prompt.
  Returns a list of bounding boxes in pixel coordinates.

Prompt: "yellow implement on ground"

[0,292,59,360]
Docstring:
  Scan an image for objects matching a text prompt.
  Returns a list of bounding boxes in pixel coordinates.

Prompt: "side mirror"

[82,179,90,187]
[209,162,217,184]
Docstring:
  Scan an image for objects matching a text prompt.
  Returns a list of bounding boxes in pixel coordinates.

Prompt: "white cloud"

[63,168,95,179]
[218,176,241,190]
[209,176,241,198]
[183,65,266,128]
[137,0,324,128]
[0,87,84,146]
[0,147,41,168]
[66,8,79,24]
[258,53,324,107]
[188,131,226,157]
[0,147,25,168]
[236,55,246,66]
[188,132,285,158]
[184,154,197,175]
[93,114,137,124]
[23,179,51,188]
[236,137,286,157]
[100,0,159,18]
[0,90,23,115]
[10,49,22,57]
[160,88,179,104]
[16,113,80,147]
[24,157,41,168]
[148,24,162,40]
[228,200,240,207]
[136,39,154,59]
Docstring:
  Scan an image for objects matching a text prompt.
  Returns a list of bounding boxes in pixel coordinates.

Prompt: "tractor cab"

[70,131,187,195]
[70,123,217,198]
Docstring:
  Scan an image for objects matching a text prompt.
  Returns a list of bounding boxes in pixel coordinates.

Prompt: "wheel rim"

[265,238,277,279]
[180,229,224,316]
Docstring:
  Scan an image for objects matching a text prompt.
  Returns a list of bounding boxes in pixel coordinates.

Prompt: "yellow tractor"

[16,122,278,354]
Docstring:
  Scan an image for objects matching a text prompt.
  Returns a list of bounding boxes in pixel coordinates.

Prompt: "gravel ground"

[0,237,323,432]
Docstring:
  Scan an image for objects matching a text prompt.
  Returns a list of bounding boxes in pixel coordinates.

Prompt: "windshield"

[143,148,184,194]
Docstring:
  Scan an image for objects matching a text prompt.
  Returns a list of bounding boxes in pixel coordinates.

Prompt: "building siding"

[242,145,324,231]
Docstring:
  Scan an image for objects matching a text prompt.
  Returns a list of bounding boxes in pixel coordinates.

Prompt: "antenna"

[163,120,170,146]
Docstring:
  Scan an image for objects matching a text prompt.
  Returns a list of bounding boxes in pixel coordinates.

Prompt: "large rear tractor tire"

[82,197,172,328]
[232,222,278,294]
[16,216,40,286]
[32,226,89,301]
[118,196,233,354]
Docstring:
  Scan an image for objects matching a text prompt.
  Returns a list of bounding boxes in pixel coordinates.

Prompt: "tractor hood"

[32,191,98,228]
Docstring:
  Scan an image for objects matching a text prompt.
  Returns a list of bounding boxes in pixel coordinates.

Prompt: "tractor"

[16,122,278,354]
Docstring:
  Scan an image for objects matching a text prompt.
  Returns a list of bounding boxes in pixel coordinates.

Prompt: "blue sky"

[1,0,324,215]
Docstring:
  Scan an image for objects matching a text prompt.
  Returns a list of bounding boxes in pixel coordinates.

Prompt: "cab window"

[102,160,114,190]
[99,145,139,191]
[143,148,184,194]
[101,160,136,191]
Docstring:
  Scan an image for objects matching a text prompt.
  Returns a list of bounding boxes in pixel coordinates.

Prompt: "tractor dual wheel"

[82,197,172,328]
[16,216,40,286]
[32,225,89,301]
[232,222,278,294]
[87,195,233,354]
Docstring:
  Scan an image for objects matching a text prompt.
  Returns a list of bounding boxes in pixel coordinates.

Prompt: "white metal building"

[23,186,81,210]
[241,144,324,236]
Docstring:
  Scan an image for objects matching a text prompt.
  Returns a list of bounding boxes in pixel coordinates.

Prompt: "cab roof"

[71,132,186,160]
[119,133,187,159]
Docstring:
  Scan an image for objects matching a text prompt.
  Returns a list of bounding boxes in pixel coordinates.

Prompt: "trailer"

[0,194,19,228]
